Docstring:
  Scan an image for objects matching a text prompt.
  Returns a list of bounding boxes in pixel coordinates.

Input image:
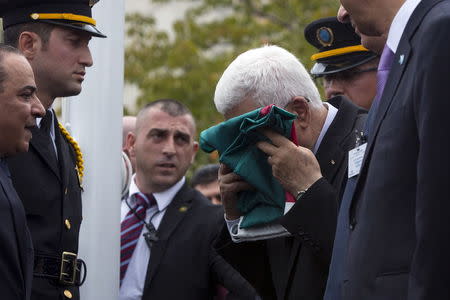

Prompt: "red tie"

[120,193,155,284]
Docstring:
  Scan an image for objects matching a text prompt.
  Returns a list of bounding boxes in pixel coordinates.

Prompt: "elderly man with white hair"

[211,45,367,300]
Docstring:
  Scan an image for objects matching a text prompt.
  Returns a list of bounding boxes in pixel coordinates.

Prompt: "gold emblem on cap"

[316,27,334,47]
[31,13,40,20]
[179,206,188,212]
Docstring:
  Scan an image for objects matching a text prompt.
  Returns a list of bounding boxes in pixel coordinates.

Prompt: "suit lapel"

[351,0,443,206]
[144,184,193,286]
[316,97,360,184]
[30,126,61,181]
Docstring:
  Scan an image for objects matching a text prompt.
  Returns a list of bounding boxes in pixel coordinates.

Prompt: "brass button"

[64,290,73,299]
[65,219,71,230]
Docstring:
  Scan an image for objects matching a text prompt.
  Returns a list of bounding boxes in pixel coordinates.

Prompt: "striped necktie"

[120,193,155,284]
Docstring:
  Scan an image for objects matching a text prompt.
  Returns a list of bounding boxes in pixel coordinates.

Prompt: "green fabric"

[200,106,296,228]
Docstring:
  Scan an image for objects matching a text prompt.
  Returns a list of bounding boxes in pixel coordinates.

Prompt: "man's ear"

[18,31,41,60]
[127,132,137,158]
[290,96,311,129]
[191,141,199,164]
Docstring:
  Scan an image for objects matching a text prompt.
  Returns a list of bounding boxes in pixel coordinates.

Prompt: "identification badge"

[348,143,367,178]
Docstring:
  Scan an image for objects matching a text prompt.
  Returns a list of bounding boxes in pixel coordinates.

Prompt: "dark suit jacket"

[141,184,256,300]
[7,113,83,300]
[343,1,450,299]
[215,96,367,299]
[0,161,34,300]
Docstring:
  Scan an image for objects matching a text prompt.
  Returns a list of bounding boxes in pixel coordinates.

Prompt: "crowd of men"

[0,0,448,299]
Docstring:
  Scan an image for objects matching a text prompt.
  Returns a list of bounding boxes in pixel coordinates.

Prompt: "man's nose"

[31,95,45,118]
[80,46,93,67]
[162,138,176,156]
[337,5,351,24]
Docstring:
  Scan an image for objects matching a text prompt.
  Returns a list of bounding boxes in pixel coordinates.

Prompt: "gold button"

[330,160,336,165]
[65,219,71,230]
[64,290,73,299]
[31,13,40,20]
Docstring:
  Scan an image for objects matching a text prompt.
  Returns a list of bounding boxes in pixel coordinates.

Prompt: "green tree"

[125,0,340,171]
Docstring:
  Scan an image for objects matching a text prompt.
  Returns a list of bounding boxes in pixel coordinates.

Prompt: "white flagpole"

[61,1,124,299]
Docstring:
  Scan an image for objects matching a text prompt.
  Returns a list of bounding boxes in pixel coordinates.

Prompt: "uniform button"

[65,219,71,230]
[64,188,68,195]
[64,290,72,299]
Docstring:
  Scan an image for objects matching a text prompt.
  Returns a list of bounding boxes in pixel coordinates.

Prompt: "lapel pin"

[399,54,405,65]
[179,206,188,212]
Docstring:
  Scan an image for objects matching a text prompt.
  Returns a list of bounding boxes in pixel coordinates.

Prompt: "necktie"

[40,110,58,163]
[365,45,395,136]
[120,193,156,284]
[324,46,395,300]
[40,110,53,136]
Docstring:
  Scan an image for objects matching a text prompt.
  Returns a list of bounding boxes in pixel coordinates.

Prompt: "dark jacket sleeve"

[214,225,277,299]
[279,177,338,268]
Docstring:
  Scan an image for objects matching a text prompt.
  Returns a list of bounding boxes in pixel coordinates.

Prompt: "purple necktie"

[365,45,395,136]
[376,44,395,100]
[120,193,155,284]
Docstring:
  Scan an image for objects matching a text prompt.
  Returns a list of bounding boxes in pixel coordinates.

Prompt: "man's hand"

[257,129,322,196]
[218,164,254,220]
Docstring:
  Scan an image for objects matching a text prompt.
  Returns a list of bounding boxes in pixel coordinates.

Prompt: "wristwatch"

[295,188,308,201]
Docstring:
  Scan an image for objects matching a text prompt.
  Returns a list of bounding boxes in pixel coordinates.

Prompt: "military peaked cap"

[304,17,377,76]
[0,0,106,38]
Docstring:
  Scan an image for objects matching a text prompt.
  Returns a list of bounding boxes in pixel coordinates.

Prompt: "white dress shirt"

[226,102,338,241]
[119,175,185,300]
[386,0,422,53]
[313,102,338,154]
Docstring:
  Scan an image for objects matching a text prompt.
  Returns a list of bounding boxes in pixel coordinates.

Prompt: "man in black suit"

[212,45,366,299]
[1,1,106,299]
[120,99,257,300]
[0,45,45,299]
[334,0,450,299]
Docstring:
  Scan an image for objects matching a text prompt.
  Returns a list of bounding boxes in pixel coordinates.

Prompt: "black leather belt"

[33,252,87,286]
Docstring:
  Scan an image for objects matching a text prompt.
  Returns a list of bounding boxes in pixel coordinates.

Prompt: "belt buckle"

[59,251,77,285]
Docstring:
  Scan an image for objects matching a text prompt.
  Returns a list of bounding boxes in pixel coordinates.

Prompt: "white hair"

[214,45,322,115]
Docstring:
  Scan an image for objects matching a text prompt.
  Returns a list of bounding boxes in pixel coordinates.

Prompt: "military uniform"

[1,1,105,299]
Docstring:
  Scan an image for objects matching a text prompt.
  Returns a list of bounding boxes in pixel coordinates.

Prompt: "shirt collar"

[313,102,338,154]
[386,0,421,53]
[128,174,185,212]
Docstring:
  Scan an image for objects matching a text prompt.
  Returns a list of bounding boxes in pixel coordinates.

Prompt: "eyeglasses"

[317,67,378,87]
